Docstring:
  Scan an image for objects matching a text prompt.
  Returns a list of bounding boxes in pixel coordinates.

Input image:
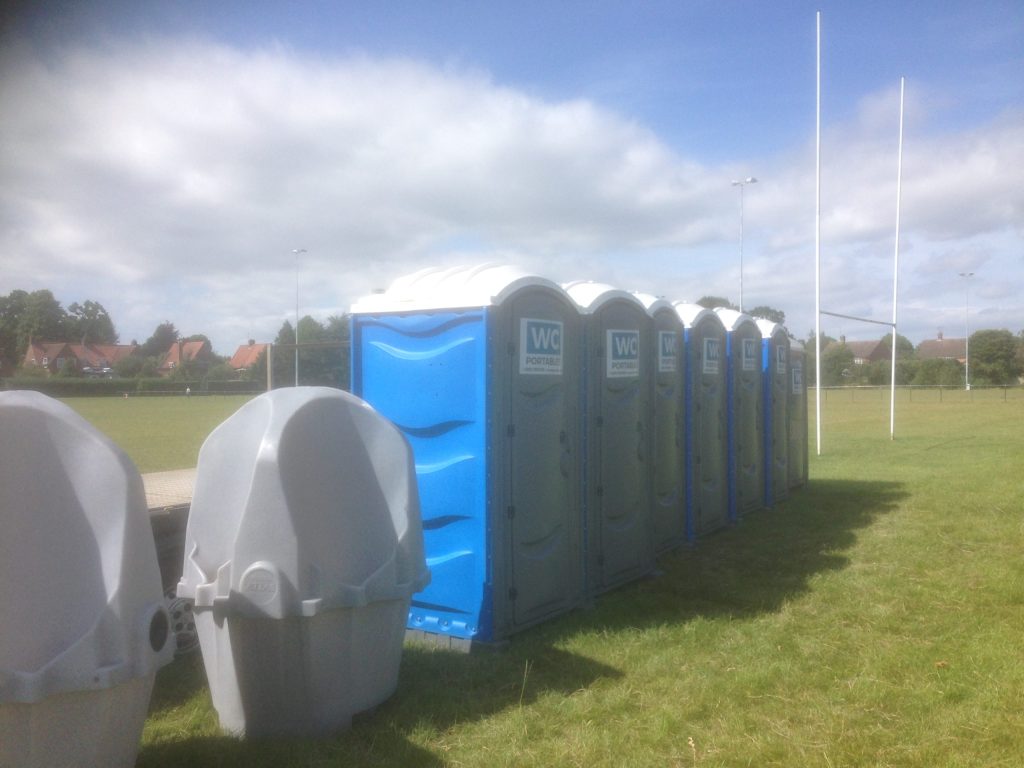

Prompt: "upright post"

[814,11,823,456]
[266,343,273,391]
[890,77,905,440]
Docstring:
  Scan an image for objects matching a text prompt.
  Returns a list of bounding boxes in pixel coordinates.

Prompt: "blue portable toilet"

[788,341,809,489]
[674,304,729,538]
[350,265,584,645]
[635,293,686,553]
[714,309,764,521]
[564,282,654,594]
[756,319,790,506]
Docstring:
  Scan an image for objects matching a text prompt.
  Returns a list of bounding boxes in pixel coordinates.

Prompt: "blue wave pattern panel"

[354,312,488,640]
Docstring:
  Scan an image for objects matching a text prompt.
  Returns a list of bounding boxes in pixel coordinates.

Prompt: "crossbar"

[820,310,895,327]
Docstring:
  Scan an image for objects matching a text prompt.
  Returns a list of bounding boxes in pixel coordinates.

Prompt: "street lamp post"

[959,271,973,391]
[731,177,757,312]
[293,248,307,387]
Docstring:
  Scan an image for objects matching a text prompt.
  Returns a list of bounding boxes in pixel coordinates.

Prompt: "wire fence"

[813,384,1024,403]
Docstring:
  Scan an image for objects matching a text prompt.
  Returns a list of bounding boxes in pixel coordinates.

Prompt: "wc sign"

[776,345,788,376]
[607,329,640,378]
[520,318,563,375]
[742,338,757,371]
[658,331,677,373]
[703,337,721,375]
[792,360,803,395]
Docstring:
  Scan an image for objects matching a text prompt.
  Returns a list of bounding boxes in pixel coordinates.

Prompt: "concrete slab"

[143,468,196,513]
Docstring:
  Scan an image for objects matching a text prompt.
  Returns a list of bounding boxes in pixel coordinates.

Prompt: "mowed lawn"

[64,394,254,473]
[75,390,1024,766]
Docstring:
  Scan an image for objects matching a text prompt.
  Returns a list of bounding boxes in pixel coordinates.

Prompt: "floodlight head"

[958,271,974,277]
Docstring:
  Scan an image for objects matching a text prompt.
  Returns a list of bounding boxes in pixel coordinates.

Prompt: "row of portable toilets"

[349,264,809,647]
[0,263,810,758]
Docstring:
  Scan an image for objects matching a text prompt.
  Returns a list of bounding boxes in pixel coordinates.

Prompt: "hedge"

[3,378,134,397]
[3,377,263,397]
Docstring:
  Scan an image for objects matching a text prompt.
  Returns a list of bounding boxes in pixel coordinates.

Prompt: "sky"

[2,0,1022,356]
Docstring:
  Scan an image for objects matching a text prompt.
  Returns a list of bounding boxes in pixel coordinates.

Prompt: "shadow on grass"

[140,630,621,767]
[140,478,897,765]
[138,730,443,768]
[548,478,908,637]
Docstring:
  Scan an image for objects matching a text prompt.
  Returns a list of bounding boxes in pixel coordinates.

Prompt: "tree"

[113,355,157,379]
[820,342,854,386]
[141,322,180,359]
[326,314,351,389]
[747,305,786,325]
[802,332,836,386]
[65,300,118,345]
[696,295,737,311]
[969,329,1021,385]
[912,358,963,386]
[251,316,350,389]
[203,362,237,382]
[17,290,65,352]
[0,290,28,373]
[878,332,915,359]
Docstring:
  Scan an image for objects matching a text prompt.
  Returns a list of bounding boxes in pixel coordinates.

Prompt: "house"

[916,332,966,363]
[229,340,269,373]
[22,340,138,376]
[824,336,890,365]
[158,339,214,377]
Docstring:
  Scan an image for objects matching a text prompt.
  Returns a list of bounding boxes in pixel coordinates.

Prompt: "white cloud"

[1,39,1021,353]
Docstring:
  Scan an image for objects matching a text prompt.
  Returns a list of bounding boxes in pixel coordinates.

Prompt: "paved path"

[143,468,196,513]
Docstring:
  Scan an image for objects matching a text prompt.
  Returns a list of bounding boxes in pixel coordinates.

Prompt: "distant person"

[185,387,191,397]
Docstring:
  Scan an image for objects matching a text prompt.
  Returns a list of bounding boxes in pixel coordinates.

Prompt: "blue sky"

[2,1,1021,354]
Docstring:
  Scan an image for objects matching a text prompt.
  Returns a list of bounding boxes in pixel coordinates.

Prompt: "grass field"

[71,391,1024,766]
[64,395,254,472]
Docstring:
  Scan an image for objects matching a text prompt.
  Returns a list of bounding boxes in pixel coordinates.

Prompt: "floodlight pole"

[293,248,306,387]
[731,177,757,313]
[959,272,974,391]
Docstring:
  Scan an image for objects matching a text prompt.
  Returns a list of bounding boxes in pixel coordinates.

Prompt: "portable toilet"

[1,391,173,768]
[673,304,729,538]
[788,341,809,489]
[635,292,686,553]
[564,281,654,593]
[351,265,584,645]
[177,388,429,737]
[715,309,764,521]
[757,320,790,506]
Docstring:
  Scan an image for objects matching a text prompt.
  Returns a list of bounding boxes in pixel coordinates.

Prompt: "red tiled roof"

[22,341,138,372]
[158,340,213,375]
[65,343,138,368]
[24,341,70,365]
[917,338,966,361]
[823,339,890,363]
[229,342,269,370]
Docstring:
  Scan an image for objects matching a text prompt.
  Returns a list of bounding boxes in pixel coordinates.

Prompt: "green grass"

[64,395,254,472]
[78,392,1024,766]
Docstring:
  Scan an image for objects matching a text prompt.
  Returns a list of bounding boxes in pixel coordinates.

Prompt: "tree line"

[804,331,1024,387]
[3,288,1020,388]
[0,289,118,373]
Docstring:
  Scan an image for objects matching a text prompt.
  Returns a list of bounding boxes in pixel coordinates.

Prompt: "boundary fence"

[814,384,1023,403]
